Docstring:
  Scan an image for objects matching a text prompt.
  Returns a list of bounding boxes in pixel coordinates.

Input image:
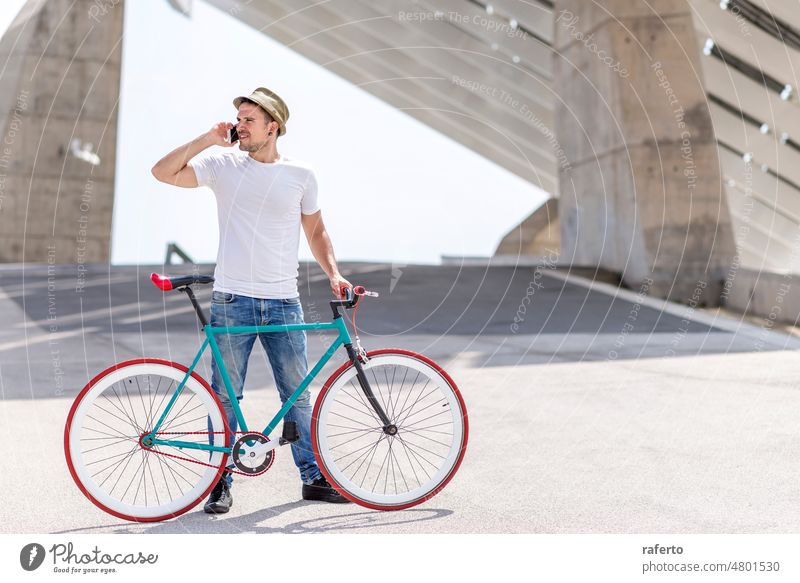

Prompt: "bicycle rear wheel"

[312,349,468,510]
[65,359,229,522]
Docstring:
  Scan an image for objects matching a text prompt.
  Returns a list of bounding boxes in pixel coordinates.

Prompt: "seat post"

[180,286,209,327]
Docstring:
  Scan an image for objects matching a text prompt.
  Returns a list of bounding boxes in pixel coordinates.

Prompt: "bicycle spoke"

[118,381,144,434]
[85,447,139,467]
[401,409,452,431]
[334,437,387,465]
[400,397,447,425]
[104,443,142,493]
[394,435,434,479]
[400,436,422,487]
[91,401,141,433]
[144,451,160,507]
[82,426,138,440]
[122,451,148,504]
[356,435,386,488]
[329,409,378,429]
[371,443,393,493]
[81,434,137,441]
[107,384,142,433]
[133,377,150,435]
[327,426,381,438]
[326,422,378,433]
[160,413,207,432]
[329,428,383,450]
[398,428,453,449]
[389,439,409,492]
[394,382,437,428]
[333,394,382,425]
[85,414,135,441]
[153,446,194,491]
[390,366,410,421]
[393,370,422,424]
[157,452,204,479]
[387,366,397,419]
[344,380,382,425]
[158,392,197,432]
[385,439,397,495]
[152,449,175,501]
[149,378,176,430]
[395,434,444,465]
[369,368,392,419]
[400,423,453,435]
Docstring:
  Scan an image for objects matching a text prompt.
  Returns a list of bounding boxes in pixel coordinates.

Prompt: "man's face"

[236,102,275,151]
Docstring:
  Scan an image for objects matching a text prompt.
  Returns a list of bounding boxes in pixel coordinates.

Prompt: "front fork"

[344,342,398,436]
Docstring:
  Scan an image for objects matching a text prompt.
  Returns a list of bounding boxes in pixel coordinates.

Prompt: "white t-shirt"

[190,152,320,298]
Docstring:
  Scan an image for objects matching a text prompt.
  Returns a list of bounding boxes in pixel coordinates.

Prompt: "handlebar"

[329,285,378,318]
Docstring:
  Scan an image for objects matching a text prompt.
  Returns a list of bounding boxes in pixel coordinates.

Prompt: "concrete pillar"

[0,0,123,264]
[553,0,735,304]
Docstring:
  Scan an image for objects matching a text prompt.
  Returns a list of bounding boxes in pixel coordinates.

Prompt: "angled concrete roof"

[206,0,800,272]
[205,0,560,194]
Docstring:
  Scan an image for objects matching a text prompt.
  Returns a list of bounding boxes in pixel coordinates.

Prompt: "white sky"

[1,0,548,265]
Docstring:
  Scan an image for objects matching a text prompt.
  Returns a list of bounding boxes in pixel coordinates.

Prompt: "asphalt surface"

[2,262,800,533]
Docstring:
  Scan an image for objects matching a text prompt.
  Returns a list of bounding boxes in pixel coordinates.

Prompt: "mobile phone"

[227,125,239,144]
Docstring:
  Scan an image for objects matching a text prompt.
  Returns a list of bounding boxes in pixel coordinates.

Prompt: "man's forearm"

[152,133,214,179]
[309,232,341,278]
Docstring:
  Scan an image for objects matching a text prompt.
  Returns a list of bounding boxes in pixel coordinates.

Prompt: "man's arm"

[151,122,233,188]
[302,211,352,297]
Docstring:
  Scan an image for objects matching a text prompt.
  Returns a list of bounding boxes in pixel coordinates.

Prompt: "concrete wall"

[0,0,123,264]
[495,198,560,258]
[552,0,736,305]
[723,268,800,327]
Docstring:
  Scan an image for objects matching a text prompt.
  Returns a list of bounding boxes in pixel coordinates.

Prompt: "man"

[151,87,352,513]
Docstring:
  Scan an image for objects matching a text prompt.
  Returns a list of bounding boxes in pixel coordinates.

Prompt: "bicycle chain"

[142,430,273,477]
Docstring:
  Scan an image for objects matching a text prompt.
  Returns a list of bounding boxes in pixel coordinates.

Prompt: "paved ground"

[2,262,800,533]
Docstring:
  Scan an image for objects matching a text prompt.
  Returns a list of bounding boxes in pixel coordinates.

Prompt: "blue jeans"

[208,290,322,486]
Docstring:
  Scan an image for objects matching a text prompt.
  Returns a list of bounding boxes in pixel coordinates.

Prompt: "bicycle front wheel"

[65,359,229,522]
[312,349,468,510]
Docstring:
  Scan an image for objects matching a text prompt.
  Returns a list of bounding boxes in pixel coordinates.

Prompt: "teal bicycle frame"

[144,317,352,454]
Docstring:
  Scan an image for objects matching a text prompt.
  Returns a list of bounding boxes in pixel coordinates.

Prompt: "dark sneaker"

[203,477,233,514]
[302,476,351,504]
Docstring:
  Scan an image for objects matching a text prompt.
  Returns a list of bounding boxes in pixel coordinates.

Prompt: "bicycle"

[64,273,469,522]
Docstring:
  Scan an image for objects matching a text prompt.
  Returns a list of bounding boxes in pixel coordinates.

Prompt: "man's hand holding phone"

[206,122,238,147]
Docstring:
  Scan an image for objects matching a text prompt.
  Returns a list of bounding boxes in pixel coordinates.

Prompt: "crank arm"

[244,439,280,457]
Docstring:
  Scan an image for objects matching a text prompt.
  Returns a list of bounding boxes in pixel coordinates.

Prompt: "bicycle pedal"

[279,421,299,446]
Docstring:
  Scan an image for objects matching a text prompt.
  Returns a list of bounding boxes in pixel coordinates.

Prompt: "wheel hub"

[383,424,398,436]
